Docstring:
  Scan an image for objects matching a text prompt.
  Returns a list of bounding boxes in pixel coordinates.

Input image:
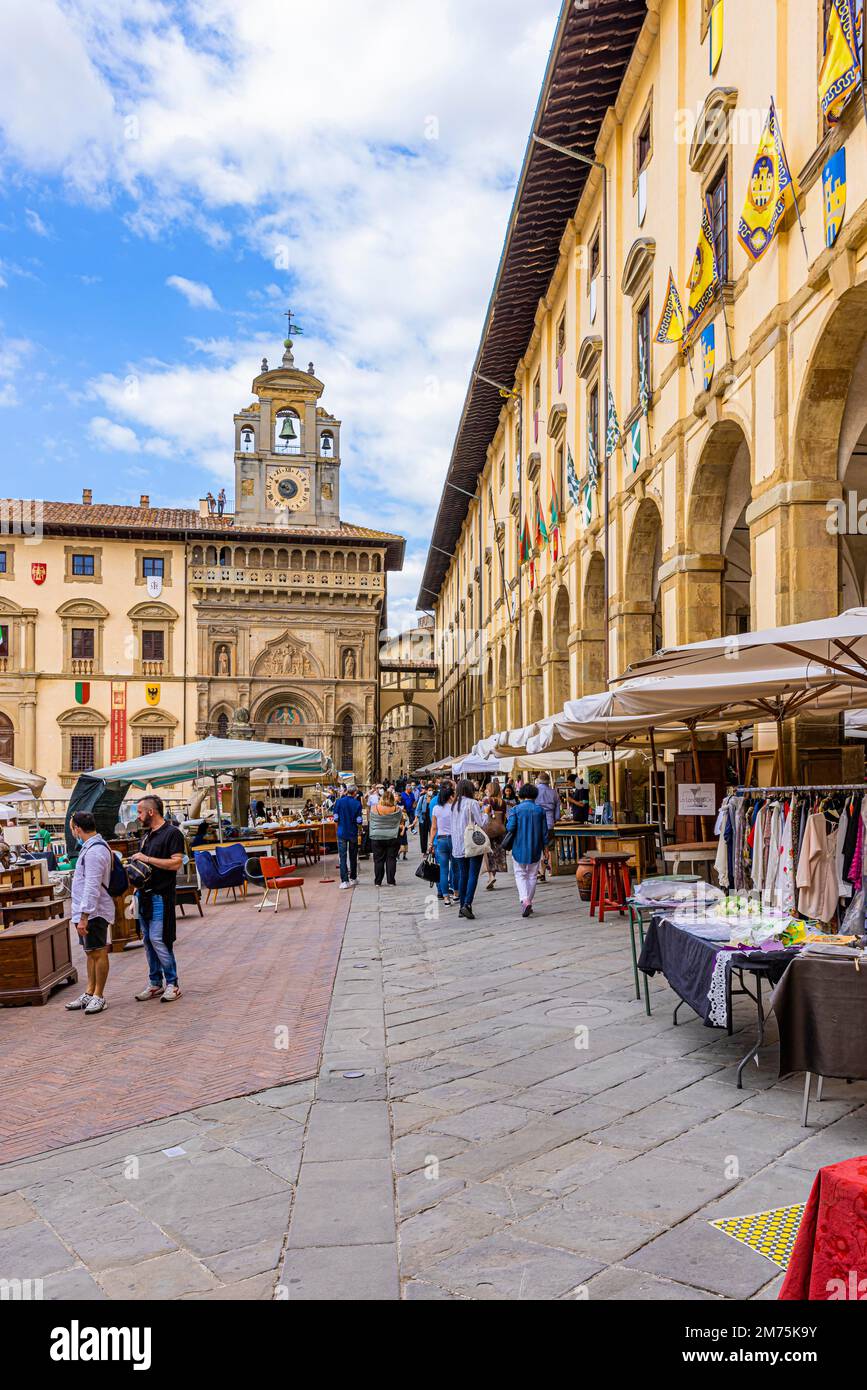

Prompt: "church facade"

[0,330,404,797]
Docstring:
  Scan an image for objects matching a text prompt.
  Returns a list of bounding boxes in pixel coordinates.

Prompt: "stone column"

[657,554,726,643]
[610,600,657,674]
[20,695,36,769]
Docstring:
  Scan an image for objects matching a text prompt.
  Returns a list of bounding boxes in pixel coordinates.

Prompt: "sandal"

[486,880,496,890]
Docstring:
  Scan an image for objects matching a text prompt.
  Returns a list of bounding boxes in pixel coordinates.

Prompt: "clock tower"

[233,325,341,528]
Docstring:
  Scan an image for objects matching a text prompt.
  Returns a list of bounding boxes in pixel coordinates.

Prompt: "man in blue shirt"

[333,786,363,888]
[505,784,549,918]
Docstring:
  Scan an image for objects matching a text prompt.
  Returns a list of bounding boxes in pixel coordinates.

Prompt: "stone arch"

[252,688,321,731]
[209,702,233,737]
[685,417,752,639]
[793,282,867,487]
[623,497,663,668]
[581,551,606,694]
[527,608,544,723]
[497,645,508,731]
[551,584,571,711]
[0,709,14,763]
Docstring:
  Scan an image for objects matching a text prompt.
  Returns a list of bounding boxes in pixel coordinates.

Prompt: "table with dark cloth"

[771,954,867,1081]
[779,1156,867,1300]
[638,913,797,1030]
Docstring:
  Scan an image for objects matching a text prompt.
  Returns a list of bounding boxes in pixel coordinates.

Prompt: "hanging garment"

[775,801,797,914]
[751,803,766,892]
[796,813,840,924]
[762,804,783,909]
[715,800,732,889]
[836,805,853,899]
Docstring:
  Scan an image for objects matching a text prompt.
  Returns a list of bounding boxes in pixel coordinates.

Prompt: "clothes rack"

[734,786,867,794]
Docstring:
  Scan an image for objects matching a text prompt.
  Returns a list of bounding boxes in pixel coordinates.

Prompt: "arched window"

[320,430,334,457]
[341,716,353,770]
[240,427,255,453]
[219,546,231,567]
[216,712,229,738]
[274,407,301,455]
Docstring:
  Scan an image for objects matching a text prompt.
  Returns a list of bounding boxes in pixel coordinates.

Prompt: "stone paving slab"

[4,844,867,1300]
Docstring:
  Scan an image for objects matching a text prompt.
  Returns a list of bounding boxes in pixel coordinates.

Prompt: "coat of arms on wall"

[31,563,46,585]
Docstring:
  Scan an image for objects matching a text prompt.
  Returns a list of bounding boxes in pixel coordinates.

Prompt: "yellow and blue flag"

[820,0,861,125]
[709,0,724,76]
[687,197,720,335]
[823,148,847,247]
[655,269,687,346]
[737,99,797,263]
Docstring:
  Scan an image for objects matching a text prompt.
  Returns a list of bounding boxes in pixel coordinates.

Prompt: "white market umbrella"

[617,607,867,685]
[90,736,331,788]
[0,761,45,798]
[452,755,505,776]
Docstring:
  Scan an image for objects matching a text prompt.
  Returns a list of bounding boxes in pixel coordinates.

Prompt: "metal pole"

[648,725,666,864]
[688,722,710,843]
[609,743,618,823]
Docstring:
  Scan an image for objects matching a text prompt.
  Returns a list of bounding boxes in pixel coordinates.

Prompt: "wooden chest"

[0,915,77,1006]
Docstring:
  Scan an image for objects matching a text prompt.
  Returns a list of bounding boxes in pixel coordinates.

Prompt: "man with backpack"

[65,811,116,1015]
[130,794,186,1003]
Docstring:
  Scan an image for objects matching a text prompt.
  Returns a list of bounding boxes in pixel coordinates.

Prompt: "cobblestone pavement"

[3,843,866,1300]
[0,864,349,1164]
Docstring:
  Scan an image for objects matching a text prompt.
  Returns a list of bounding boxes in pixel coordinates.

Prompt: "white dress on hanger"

[751,804,765,893]
[775,803,796,914]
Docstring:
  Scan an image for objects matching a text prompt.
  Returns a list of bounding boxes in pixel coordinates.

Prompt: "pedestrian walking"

[482,781,508,890]
[431,781,457,905]
[398,785,414,859]
[368,789,404,886]
[64,811,115,1014]
[505,783,548,918]
[450,779,487,919]
[333,784,362,888]
[535,772,560,881]
[415,781,434,855]
[131,794,186,1002]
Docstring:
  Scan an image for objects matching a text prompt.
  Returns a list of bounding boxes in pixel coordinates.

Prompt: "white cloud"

[88,413,172,456]
[1,0,561,616]
[166,275,219,310]
[24,208,50,237]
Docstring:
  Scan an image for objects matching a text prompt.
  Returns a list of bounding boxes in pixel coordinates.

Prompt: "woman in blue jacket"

[505,783,548,918]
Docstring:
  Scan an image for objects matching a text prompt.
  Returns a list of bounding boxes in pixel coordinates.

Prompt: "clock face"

[266,466,311,511]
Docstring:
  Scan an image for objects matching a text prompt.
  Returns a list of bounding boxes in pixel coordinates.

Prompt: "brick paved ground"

[0,865,350,1164]
[3,844,867,1300]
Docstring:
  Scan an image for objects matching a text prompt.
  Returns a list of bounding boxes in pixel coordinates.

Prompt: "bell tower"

[233,313,342,528]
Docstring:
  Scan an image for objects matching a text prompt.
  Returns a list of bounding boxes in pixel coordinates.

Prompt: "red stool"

[588,852,632,922]
[257,856,307,912]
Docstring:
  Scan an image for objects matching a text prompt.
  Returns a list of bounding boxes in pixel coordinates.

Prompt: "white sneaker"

[65,992,92,1011]
[160,984,182,1002]
[84,995,107,1014]
[339,881,350,890]
[135,984,164,1001]
[349,879,358,886]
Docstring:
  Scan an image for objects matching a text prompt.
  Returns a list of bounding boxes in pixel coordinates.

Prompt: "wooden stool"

[588,852,631,922]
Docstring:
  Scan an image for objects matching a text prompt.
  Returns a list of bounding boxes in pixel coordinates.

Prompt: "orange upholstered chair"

[257,855,307,913]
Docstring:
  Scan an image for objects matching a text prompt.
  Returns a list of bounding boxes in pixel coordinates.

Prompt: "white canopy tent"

[617,606,867,686]
[90,737,331,789]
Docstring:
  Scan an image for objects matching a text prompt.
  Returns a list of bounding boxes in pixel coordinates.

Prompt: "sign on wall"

[110,682,127,763]
[677,783,717,817]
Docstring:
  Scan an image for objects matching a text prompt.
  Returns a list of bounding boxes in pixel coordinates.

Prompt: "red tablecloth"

[779,1156,867,1300]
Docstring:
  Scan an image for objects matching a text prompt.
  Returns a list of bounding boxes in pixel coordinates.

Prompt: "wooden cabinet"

[672,750,726,844]
[0,915,77,1006]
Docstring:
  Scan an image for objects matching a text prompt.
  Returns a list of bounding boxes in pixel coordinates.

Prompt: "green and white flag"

[583,481,594,526]
[629,419,642,473]
[566,445,581,506]
[606,385,621,459]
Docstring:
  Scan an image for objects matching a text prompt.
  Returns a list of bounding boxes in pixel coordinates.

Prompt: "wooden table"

[552,822,659,883]
[0,862,44,889]
[0,882,57,906]
[0,897,64,929]
[662,841,718,880]
[0,913,77,1005]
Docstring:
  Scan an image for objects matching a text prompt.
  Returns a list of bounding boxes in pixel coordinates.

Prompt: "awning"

[617,607,867,686]
[90,737,331,788]
[0,761,46,798]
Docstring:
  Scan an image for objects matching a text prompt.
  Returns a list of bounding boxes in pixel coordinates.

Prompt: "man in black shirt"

[566,773,590,824]
[131,794,186,1002]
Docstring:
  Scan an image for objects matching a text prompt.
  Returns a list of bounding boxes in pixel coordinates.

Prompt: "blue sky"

[0,0,560,629]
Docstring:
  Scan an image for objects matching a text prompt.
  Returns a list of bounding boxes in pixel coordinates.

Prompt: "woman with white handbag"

[450,780,490,919]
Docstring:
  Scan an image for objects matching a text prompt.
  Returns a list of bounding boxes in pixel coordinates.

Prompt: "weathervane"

[284,308,304,341]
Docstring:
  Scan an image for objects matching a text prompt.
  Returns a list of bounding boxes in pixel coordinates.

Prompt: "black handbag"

[415,850,440,884]
[499,828,516,853]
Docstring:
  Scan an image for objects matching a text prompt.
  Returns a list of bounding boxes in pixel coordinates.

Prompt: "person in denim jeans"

[450,780,486,920]
[431,781,456,904]
[131,795,185,1003]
